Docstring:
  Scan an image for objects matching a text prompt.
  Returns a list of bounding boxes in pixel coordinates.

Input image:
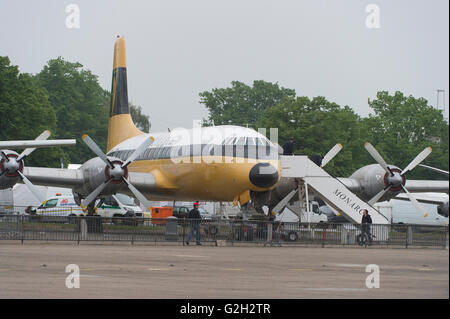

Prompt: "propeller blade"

[121,177,152,210]
[419,164,449,177]
[271,188,299,215]
[401,185,429,218]
[321,144,342,167]
[81,134,113,168]
[17,171,46,204]
[364,142,392,175]
[401,147,432,176]
[17,130,51,161]
[0,150,9,162]
[368,184,392,206]
[121,136,155,168]
[81,180,111,208]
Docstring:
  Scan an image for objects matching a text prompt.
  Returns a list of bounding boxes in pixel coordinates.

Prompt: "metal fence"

[0,214,448,248]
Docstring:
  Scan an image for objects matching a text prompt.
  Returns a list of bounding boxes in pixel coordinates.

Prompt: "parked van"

[97,194,143,220]
[35,193,143,223]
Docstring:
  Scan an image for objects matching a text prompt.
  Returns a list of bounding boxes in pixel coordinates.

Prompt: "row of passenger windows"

[221,136,270,146]
[108,144,278,161]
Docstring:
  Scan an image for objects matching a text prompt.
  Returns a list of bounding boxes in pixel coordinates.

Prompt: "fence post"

[20,215,24,244]
[231,220,234,246]
[443,226,448,249]
[322,226,325,248]
[131,217,135,245]
[406,225,412,248]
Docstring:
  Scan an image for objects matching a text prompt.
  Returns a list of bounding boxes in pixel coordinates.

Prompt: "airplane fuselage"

[106,125,281,201]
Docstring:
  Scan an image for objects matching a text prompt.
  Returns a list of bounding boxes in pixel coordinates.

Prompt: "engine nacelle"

[72,156,127,199]
[349,164,404,202]
[0,150,23,190]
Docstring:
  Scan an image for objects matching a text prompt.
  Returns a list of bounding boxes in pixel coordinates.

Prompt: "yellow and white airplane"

[1,36,448,218]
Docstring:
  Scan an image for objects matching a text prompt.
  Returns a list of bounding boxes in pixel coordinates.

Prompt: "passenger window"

[44,199,58,208]
[236,137,246,145]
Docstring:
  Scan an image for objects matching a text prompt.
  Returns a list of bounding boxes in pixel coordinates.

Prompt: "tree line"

[200,81,449,179]
[1,56,448,180]
[0,56,150,167]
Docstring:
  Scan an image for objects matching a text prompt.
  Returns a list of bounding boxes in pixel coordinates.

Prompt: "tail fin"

[107,36,144,152]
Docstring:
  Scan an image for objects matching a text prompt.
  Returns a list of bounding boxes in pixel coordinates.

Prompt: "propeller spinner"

[0,130,52,203]
[364,142,432,217]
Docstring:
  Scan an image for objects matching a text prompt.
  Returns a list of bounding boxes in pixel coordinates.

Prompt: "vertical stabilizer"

[107,36,144,152]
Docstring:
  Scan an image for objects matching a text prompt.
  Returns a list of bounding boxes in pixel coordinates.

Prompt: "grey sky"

[1,0,448,132]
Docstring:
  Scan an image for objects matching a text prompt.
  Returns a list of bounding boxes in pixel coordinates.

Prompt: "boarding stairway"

[280,155,390,225]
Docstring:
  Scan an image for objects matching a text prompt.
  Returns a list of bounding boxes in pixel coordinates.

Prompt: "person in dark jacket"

[186,202,201,245]
[283,137,294,155]
[361,209,373,244]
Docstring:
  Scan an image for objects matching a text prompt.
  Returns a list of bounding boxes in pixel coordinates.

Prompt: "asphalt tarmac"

[0,242,448,299]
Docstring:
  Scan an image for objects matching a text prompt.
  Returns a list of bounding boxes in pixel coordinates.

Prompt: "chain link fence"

[0,213,447,248]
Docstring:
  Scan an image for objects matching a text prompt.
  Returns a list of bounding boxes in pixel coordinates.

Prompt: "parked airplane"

[0,36,448,221]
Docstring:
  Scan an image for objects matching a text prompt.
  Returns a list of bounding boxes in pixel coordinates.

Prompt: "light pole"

[436,89,446,120]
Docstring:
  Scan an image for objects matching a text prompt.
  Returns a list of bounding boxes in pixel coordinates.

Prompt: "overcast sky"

[1,0,448,132]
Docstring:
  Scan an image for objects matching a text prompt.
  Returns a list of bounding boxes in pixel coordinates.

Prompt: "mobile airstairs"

[277,155,390,243]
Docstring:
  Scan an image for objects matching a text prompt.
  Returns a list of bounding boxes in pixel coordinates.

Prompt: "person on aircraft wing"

[283,137,295,155]
[361,209,373,244]
[186,202,202,246]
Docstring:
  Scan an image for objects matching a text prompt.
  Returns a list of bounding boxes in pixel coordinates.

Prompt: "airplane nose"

[249,163,279,188]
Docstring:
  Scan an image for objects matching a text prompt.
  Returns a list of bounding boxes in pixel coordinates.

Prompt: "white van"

[35,194,84,218]
[97,194,143,220]
[35,193,143,222]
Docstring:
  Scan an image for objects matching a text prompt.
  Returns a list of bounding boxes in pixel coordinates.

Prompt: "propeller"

[0,130,51,203]
[364,142,432,217]
[321,144,343,168]
[80,134,154,210]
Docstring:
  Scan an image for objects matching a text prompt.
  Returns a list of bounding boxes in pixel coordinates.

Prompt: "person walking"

[186,202,202,245]
[361,209,373,245]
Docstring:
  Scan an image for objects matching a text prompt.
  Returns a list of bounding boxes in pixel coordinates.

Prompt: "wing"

[0,139,76,149]
[23,167,84,189]
[23,167,157,194]
[394,192,449,205]
[404,180,449,193]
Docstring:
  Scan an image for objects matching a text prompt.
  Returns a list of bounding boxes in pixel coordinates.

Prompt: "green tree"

[34,57,110,164]
[257,96,368,176]
[0,56,62,167]
[130,102,151,132]
[199,80,295,127]
[365,91,449,180]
